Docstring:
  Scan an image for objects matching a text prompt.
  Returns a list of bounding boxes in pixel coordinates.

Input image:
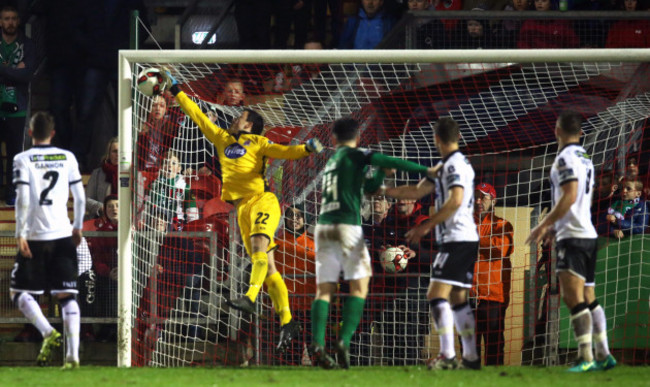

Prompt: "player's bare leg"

[584,286,616,370]
[559,272,596,372]
[310,282,338,369]
[426,281,459,370]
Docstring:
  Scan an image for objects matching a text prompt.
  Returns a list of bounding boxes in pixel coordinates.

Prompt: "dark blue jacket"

[339,8,396,49]
[599,199,650,236]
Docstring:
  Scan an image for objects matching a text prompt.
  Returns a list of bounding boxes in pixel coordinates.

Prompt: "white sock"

[17,293,53,338]
[452,302,479,361]
[61,299,80,362]
[431,299,456,359]
[591,305,611,360]
[570,307,593,362]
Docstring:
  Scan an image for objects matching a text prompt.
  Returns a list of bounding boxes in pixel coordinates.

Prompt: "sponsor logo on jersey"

[29,154,67,162]
[224,143,247,159]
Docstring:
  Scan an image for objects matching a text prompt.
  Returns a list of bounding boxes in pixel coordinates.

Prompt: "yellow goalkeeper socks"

[265,272,292,326]
[245,251,268,303]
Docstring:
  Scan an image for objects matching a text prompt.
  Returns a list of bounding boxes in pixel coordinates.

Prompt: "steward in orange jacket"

[472,183,514,366]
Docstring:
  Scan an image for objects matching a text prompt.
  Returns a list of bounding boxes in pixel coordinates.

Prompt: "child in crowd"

[603,180,649,238]
[146,150,199,228]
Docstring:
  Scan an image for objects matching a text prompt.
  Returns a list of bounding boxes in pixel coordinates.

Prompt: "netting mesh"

[126,55,650,367]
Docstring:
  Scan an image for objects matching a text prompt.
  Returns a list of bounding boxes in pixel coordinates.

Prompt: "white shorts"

[314,224,372,284]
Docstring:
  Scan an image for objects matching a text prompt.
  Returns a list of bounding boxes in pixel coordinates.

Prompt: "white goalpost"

[118,49,650,368]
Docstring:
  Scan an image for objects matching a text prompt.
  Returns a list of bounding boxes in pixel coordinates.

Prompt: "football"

[380,246,408,273]
[136,67,166,97]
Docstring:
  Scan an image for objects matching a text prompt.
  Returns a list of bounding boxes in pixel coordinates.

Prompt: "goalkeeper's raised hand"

[162,68,180,95]
[305,138,324,153]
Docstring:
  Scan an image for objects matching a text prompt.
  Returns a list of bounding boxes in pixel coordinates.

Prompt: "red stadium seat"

[202,197,233,219]
[190,174,222,200]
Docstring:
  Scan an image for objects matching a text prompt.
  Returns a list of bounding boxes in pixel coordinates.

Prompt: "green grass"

[1,366,649,387]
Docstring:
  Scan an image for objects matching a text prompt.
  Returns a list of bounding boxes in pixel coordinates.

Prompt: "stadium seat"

[190,174,222,200]
[202,197,233,219]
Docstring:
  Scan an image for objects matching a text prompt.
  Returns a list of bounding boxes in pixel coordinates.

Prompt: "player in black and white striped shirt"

[384,117,481,370]
[10,112,85,369]
[527,110,616,372]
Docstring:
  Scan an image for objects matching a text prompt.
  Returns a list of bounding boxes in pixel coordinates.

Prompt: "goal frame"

[117,48,650,367]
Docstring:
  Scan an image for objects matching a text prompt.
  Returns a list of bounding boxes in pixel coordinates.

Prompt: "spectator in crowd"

[0,5,35,206]
[365,196,434,365]
[45,0,147,172]
[217,78,246,108]
[85,137,118,219]
[495,0,530,48]
[212,78,245,130]
[603,180,649,239]
[339,0,397,49]
[618,155,650,198]
[463,0,510,10]
[275,0,312,49]
[145,150,199,228]
[405,0,449,49]
[313,0,343,48]
[88,194,119,341]
[606,0,650,48]
[472,182,513,366]
[517,0,580,48]
[452,7,496,49]
[364,194,391,226]
[235,0,273,49]
[137,95,179,172]
[592,170,618,235]
[274,204,316,363]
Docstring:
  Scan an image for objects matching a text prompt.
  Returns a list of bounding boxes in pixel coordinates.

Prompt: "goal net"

[118,50,650,367]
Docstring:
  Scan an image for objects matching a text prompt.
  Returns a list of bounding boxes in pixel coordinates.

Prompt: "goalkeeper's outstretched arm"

[165,71,229,147]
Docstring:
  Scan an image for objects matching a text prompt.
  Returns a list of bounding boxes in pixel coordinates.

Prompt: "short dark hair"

[434,117,460,144]
[30,112,55,140]
[1,5,18,15]
[332,117,359,142]
[557,110,582,136]
[104,194,118,209]
[244,109,264,135]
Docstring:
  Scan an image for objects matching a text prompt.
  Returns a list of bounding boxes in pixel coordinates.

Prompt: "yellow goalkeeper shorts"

[236,191,281,255]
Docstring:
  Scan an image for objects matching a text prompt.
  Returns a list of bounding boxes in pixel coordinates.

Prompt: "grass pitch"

[1,365,648,387]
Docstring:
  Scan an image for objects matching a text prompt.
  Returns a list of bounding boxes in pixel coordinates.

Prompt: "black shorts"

[555,238,598,285]
[10,237,79,294]
[431,241,479,288]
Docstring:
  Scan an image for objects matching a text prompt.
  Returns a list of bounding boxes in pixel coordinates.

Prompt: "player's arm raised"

[262,138,324,160]
[383,178,435,200]
[165,71,229,146]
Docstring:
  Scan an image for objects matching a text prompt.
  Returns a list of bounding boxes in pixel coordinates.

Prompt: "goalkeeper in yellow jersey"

[164,71,323,352]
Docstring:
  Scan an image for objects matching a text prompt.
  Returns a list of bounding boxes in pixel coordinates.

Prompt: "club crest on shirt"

[224,143,247,159]
[243,140,251,146]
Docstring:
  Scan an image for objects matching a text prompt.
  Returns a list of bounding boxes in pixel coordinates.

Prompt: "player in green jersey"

[310,117,435,369]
